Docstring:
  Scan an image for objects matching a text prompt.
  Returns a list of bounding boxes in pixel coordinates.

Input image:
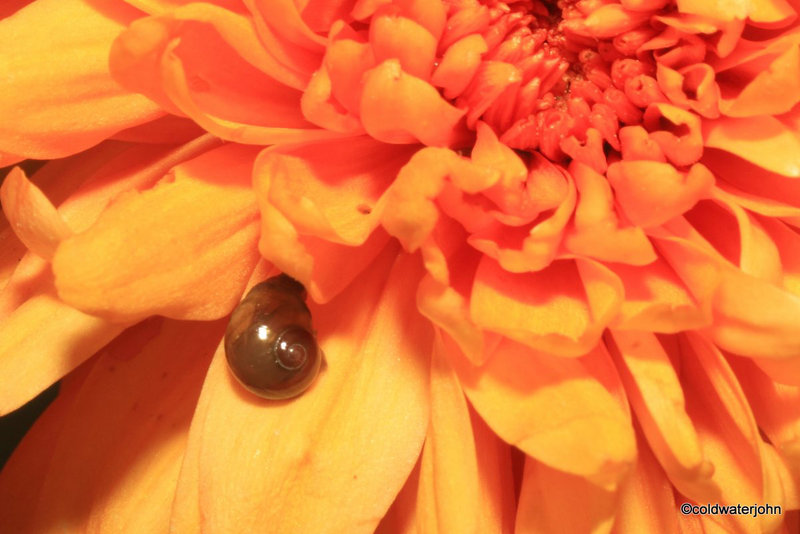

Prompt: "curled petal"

[380,147,498,251]
[53,144,262,322]
[643,103,704,167]
[606,160,714,228]
[0,0,162,158]
[432,34,489,99]
[170,250,432,534]
[255,137,415,245]
[565,162,656,265]
[370,12,437,80]
[0,168,72,261]
[361,59,469,146]
[244,0,326,51]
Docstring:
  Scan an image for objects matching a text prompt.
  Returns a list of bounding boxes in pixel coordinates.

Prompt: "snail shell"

[224,274,322,399]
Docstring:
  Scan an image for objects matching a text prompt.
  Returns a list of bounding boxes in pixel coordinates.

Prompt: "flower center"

[446,0,668,170]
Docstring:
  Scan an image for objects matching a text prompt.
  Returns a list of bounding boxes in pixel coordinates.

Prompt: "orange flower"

[2,0,800,531]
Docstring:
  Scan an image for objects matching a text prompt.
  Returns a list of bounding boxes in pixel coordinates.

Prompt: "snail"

[224,274,322,399]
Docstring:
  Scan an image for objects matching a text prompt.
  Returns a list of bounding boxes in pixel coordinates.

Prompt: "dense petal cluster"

[2,0,800,532]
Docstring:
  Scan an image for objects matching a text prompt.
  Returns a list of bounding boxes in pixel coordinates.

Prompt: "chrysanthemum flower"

[2,0,800,531]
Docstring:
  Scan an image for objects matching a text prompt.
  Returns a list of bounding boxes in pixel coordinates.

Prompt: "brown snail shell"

[224,274,322,399]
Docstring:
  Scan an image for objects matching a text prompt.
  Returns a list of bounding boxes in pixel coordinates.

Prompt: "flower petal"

[0,168,72,260]
[564,162,656,265]
[606,160,714,228]
[678,333,785,533]
[0,0,162,159]
[11,317,222,532]
[719,45,800,117]
[471,257,622,356]
[415,338,515,533]
[730,355,800,491]
[607,331,713,499]
[515,459,616,533]
[0,363,90,533]
[171,249,432,533]
[702,115,800,177]
[52,144,262,321]
[613,429,681,534]
[0,282,125,415]
[446,335,635,489]
[254,137,415,245]
[609,258,709,333]
[361,59,469,146]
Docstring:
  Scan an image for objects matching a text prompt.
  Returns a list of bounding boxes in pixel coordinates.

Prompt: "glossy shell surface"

[224,275,322,399]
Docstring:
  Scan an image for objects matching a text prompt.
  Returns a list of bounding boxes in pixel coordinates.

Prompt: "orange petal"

[245,0,326,51]
[11,317,222,532]
[380,146,499,251]
[415,338,515,533]
[170,250,432,533]
[370,11,437,80]
[703,148,800,211]
[613,429,681,534]
[643,103,705,167]
[720,45,800,117]
[564,162,656,265]
[300,65,365,133]
[52,144,261,322]
[0,285,125,415]
[0,362,91,533]
[432,34,489,99]
[471,257,622,356]
[0,168,72,260]
[515,459,616,533]
[607,331,713,500]
[730,355,800,489]
[702,115,800,177]
[607,160,714,228]
[608,258,709,333]
[0,0,162,159]
[360,59,469,147]
[446,336,635,489]
[255,137,416,245]
[678,333,787,533]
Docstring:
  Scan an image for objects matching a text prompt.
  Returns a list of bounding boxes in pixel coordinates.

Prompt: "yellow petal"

[446,335,635,489]
[360,59,469,147]
[52,144,261,322]
[14,318,222,533]
[415,337,515,533]
[0,363,91,534]
[0,167,72,260]
[171,249,432,533]
[613,429,680,533]
[516,458,616,534]
[0,285,125,415]
[471,257,622,357]
[0,0,162,159]
[703,115,800,177]
[607,331,713,499]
